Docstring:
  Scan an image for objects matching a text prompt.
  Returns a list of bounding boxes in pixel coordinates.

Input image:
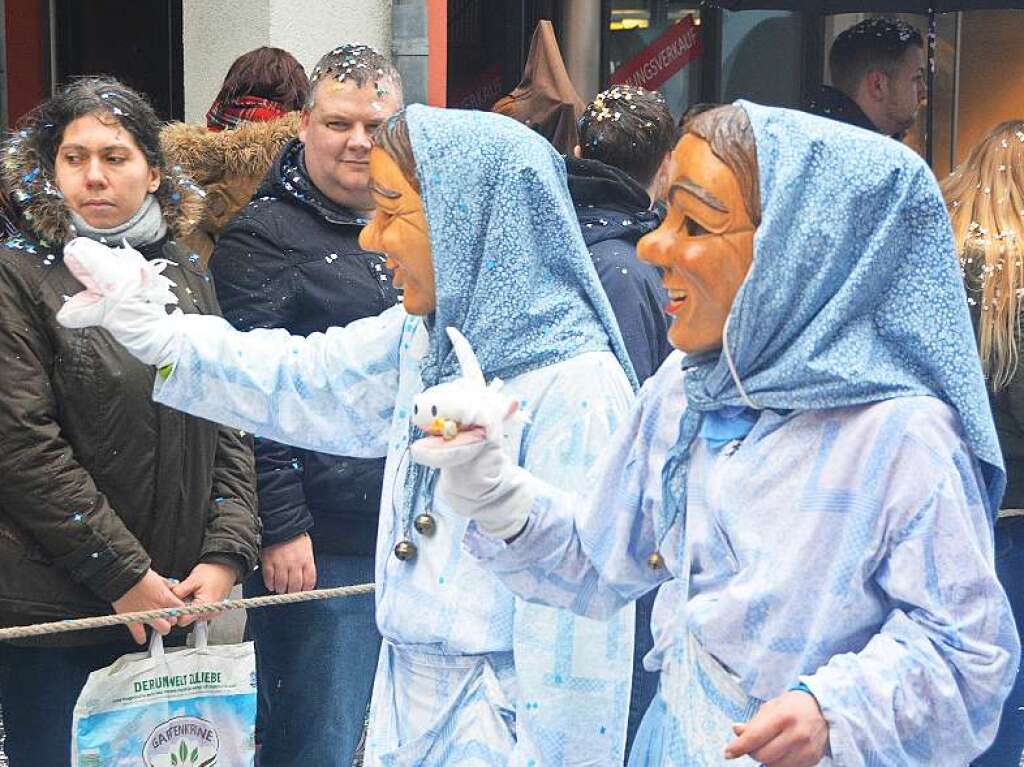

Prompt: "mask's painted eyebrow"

[368,180,401,199]
[669,178,729,213]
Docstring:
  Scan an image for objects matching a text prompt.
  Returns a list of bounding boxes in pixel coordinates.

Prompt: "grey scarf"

[70,193,168,248]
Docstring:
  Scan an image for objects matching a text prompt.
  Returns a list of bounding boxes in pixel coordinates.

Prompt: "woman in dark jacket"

[942,118,1024,767]
[0,77,259,766]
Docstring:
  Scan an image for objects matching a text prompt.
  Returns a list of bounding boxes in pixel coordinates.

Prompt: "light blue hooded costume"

[462,103,1020,765]
[150,105,638,765]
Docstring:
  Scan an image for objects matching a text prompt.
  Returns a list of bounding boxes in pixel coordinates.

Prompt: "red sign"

[610,16,703,91]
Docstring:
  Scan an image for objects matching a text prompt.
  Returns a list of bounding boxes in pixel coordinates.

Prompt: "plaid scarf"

[205,95,288,131]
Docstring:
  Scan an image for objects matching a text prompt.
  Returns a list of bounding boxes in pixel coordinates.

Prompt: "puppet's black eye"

[413,404,418,415]
[431,405,438,417]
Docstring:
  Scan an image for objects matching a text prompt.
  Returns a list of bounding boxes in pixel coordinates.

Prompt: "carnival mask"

[637,133,755,353]
[359,147,436,315]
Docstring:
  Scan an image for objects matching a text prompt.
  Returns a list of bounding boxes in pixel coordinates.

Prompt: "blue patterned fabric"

[468,359,1019,764]
[660,102,1004,546]
[404,104,637,389]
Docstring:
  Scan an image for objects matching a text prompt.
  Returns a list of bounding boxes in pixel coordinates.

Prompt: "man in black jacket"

[808,16,926,138]
[568,85,676,756]
[569,85,675,383]
[209,44,401,767]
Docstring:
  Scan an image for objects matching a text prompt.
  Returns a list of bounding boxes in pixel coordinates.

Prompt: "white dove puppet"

[410,327,520,461]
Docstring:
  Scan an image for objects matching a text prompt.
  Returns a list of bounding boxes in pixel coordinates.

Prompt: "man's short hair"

[577,85,679,188]
[305,43,403,110]
[829,17,924,96]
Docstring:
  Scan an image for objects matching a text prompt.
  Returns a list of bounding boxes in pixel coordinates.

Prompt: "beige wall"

[182,0,392,124]
[955,11,1024,168]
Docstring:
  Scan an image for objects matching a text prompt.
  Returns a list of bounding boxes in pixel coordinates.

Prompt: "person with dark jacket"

[208,44,401,767]
[942,119,1024,767]
[569,84,675,756]
[807,16,925,138]
[0,77,259,767]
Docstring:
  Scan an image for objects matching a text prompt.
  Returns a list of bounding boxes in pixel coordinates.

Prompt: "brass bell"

[414,513,436,536]
[647,551,665,570]
[394,540,417,561]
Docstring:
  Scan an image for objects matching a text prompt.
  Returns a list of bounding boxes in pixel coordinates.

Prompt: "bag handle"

[147,621,208,658]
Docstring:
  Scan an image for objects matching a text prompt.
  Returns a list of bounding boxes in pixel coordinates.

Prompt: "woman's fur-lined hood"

[160,112,300,187]
[2,126,207,248]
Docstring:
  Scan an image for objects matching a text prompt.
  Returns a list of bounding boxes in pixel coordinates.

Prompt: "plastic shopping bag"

[71,622,256,766]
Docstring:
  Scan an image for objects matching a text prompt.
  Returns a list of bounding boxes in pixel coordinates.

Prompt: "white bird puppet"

[56,237,178,328]
[411,327,521,449]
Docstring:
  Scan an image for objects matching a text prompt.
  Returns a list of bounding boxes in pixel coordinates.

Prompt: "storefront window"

[605,1,704,120]
[720,10,803,109]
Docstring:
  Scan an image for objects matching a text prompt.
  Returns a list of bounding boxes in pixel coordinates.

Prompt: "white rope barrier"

[0,582,376,641]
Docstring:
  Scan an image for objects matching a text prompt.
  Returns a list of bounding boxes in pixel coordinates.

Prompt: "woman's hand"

[170,562,240,628]
[112,568,185,644]
[724,690,829,766]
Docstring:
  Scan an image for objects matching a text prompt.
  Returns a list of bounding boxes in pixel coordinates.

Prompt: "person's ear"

[148,168,161,194]
[298,108,311,144]
[572,144,582,159]
[864,69,888,102]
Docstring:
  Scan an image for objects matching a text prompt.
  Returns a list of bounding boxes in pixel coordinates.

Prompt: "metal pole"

[925,7,935,166]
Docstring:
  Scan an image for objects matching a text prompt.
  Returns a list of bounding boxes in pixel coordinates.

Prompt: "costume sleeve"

[211,220,314,548]
[468,383,670,620]
[154,304,407,459]
[0,267,150,603]
[800,441,1019,765]
[491,359,642,765]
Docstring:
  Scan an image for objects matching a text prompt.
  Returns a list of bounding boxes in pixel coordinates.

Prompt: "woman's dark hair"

[214,47,309,112]
[373,111,419,193]
[685,105,761,227]
[23,76,165,178]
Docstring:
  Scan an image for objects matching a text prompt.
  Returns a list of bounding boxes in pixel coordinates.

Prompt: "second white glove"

[411,433,534,540]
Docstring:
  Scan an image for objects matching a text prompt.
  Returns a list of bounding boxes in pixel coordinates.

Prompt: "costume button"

[647,551,665,570]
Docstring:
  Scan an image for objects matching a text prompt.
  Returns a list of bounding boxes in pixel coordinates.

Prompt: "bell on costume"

[394,540,417,561]
[414,513,436,536]
[647,551,665,570]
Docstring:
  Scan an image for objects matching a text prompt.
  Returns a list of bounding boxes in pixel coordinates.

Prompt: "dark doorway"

[54,0,183,120]
[446,0,561,110]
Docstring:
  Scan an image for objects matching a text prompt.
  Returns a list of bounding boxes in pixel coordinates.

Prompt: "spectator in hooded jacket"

[942,118,1024,767]
[207,43,401,767]
[162,46,308,266]
[0,76,259,767]
[568,85,676,756]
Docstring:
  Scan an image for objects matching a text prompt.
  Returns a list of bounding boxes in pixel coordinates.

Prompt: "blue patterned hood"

[662,101,1004,526]
[404,104,637,389]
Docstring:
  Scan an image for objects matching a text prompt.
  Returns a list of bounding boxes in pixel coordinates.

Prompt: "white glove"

[57,237,182,368]
[411,433,534,540]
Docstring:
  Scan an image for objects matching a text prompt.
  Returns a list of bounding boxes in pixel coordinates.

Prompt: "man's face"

[879,46,926,135]
[358,147,435,316]
[637,134,755,353]
[299,78,401,211]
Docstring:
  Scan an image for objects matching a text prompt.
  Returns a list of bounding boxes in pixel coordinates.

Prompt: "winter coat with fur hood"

[160,112,300,266]
[0,129,260,646]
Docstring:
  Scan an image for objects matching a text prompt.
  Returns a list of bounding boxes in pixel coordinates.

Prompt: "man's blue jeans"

[976,515,1024,767]
[626,588,660,760]
[245,553,381,767]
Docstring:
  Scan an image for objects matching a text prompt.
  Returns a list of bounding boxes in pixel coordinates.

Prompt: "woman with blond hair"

[942,119,1024,767]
